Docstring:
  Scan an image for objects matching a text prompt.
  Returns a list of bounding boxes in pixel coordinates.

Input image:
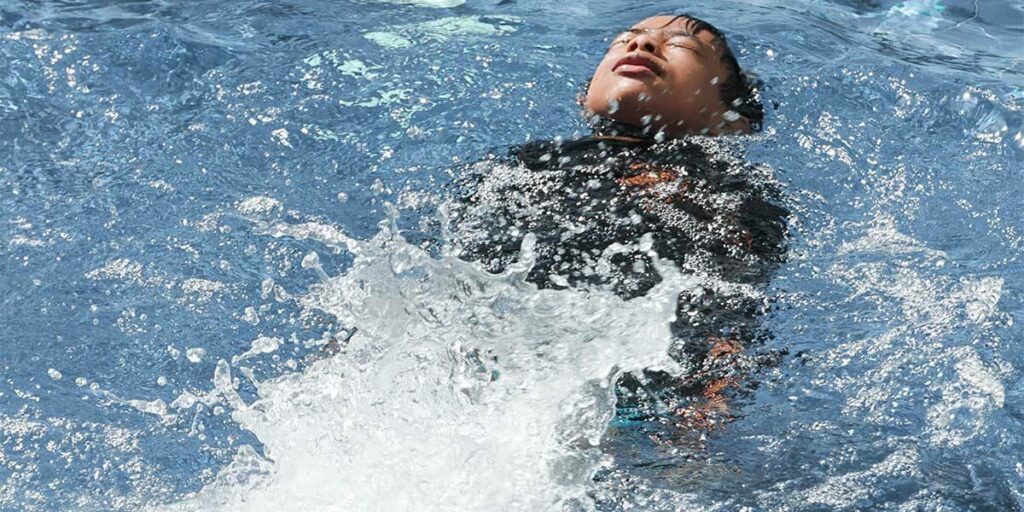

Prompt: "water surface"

[1,0,1022,510]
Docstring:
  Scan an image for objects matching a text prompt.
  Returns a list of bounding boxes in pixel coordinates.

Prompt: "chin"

[611,95,661,122]
[612,79,655,100]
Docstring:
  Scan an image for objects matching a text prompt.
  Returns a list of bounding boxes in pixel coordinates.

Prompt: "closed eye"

[669,41,700,54]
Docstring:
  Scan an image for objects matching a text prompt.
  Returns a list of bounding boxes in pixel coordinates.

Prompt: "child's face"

[584,15,747,136]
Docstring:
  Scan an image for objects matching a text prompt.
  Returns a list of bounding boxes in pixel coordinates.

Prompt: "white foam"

[235,196,283,217]
[156,222,691,512]
[84,258,145,282]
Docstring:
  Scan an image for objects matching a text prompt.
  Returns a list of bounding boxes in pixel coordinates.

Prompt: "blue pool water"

[1,0,1023,510]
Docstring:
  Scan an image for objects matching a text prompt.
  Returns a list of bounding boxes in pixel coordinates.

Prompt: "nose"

[627,33,659,54]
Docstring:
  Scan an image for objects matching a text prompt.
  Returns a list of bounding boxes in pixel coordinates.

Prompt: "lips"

[613,53,662,77]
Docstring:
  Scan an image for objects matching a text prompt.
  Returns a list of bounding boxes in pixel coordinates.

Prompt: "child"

[449,14,788,436]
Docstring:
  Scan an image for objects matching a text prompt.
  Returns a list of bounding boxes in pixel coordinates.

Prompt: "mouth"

[612,53,662,78]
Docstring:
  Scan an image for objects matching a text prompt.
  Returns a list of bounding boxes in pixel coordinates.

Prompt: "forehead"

[629,15,719,46]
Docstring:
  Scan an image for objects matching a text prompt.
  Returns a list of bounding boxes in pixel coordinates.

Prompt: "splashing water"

[155,217,694,512]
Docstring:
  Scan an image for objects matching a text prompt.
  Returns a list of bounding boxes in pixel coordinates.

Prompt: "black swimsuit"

[448,129,789,423]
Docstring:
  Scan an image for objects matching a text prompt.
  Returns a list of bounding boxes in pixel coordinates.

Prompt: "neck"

[588,113,747,139]
[587,115,656,140]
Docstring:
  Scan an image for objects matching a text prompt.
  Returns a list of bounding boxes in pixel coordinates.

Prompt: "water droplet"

[186,348,207,363]
[271,128,292,148]
[638,233,654,252]
[251,336,280,355]
[301,251,321,269]
[260,278,275,299]
[301,252,330,281]
[242,306,260,326]
[156,376,168,386]
[47,368,62,380]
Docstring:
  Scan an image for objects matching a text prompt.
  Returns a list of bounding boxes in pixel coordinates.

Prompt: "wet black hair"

[658,13,764,131]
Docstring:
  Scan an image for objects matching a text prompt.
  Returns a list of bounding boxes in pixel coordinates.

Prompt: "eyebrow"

[620,28,698,39]
[665,30,697,38]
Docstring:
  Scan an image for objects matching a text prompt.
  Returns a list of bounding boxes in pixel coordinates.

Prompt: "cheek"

[587,63,625,99]
[591,59,618,84]
[662,70,714,104]
[584,65,616,107]
[662,56,716,95]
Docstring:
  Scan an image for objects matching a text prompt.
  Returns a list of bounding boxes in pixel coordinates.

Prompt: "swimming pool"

[1,0,1022,510]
